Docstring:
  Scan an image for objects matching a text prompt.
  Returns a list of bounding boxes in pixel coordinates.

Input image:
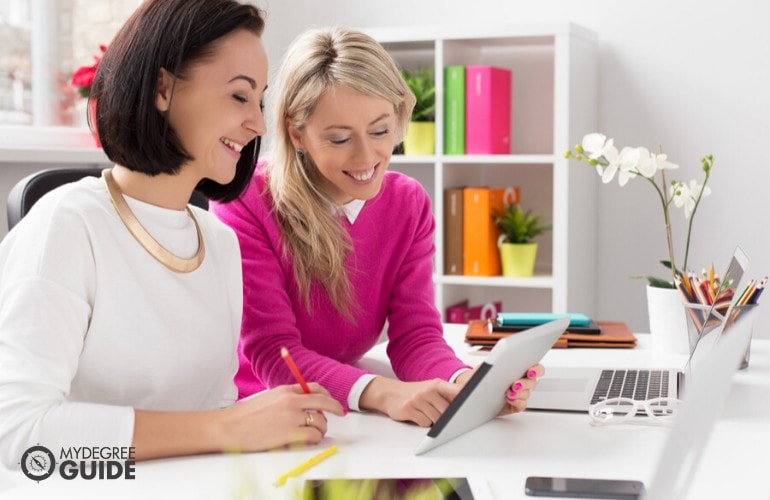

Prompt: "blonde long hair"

[267,26,415,318]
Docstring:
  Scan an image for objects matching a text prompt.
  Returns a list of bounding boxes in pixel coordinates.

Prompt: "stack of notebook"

[464,313,637,349]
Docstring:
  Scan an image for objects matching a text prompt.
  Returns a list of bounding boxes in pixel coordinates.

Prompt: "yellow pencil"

[682,270,692,298]
[737,281,756,306]
[273,445,339,487]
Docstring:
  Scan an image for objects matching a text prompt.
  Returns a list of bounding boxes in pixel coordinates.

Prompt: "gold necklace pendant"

[102,168,205,273]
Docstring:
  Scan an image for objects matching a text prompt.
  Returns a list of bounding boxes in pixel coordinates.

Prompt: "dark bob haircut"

[90,0,265,202]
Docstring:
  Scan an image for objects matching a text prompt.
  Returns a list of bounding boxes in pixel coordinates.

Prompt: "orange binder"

[462,186,519,276]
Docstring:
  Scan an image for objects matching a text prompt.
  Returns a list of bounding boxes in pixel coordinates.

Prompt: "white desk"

[4,327,770,499]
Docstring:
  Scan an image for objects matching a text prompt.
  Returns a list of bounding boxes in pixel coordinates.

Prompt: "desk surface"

[5,328,770,499]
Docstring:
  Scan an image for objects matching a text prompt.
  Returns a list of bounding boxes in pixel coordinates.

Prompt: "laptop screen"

[644,299,756,500]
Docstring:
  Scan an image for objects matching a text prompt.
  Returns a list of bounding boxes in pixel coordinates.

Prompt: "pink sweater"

[211,165,468,409]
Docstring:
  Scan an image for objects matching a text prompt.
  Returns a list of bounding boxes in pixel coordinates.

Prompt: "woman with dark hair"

[0,0,341,470]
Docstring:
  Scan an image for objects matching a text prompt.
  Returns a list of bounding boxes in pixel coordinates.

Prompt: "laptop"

[526,246,749,412]
[524,298,756,500]
[414,318,569,455]
[643,298,757,499]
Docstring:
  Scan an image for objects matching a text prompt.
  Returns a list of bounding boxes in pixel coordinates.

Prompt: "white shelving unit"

[366,23,598,316]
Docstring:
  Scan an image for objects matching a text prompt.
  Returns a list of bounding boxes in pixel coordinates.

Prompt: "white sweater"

[0,176,242,469]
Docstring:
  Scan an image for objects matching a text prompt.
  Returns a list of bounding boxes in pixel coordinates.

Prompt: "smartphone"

[525,476,645,500]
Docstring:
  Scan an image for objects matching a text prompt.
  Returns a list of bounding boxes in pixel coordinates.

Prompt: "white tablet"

[414,318,569,455]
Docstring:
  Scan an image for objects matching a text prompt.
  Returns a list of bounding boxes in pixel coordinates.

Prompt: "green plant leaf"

[493,203,551,244]
[659,260,684,276]
[401,67,435,122]
[631,274,675,289]
[648,277,676,289]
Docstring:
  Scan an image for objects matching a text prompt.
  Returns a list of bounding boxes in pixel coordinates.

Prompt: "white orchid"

[597,146,660,185]
[567,134,714,287]
[651,152,679,172]
[601,146,643,186]
[582,133,612,159]
[672,180,711,218]
[596,144,617,180]
[634,147,657,178]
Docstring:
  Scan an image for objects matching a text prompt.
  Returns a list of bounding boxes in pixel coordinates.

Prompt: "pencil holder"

[726,304,757,369]
[683,303,757,369]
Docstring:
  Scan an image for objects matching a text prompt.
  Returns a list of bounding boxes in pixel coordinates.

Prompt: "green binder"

[443,66,465,155]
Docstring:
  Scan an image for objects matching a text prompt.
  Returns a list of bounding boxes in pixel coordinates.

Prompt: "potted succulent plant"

[401,67,435,155]
[493,203,551,277]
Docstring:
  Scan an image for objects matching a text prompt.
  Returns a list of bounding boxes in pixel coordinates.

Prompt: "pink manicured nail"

[528,370,537,378]
[507,389,518,401]
[514,382,523,391]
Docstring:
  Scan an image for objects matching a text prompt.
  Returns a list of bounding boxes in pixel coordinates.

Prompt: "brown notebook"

[464,319,637,348]
[443,187,464,275]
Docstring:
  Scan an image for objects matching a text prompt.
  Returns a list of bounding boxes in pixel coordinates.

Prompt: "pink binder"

[465,66,512,154]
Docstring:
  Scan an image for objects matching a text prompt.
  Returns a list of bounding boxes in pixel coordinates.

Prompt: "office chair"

[6,167,209,231]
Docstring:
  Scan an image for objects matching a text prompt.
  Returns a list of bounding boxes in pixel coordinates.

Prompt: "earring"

[296,149,304,159]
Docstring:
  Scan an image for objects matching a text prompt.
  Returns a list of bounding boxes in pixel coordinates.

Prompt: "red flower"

[70,45,107,98]
[71,65,97,88]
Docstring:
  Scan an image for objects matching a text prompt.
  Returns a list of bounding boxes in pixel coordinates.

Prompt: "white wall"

[259,0,770,337]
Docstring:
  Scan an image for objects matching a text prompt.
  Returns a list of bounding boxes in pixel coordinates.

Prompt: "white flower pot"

[646,285,690,354]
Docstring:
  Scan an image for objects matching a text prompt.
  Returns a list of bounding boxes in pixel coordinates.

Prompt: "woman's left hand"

[456,363,545,415]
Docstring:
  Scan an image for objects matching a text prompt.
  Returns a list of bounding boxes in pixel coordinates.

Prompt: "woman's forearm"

[132,409,225,460]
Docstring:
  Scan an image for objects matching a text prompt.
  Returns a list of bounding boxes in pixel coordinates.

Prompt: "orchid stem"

[658,168,677,286]
[572,140,712,290]
[683,156,713,272]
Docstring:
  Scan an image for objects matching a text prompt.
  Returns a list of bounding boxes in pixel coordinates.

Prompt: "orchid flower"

[617,147,643,185]
[595,145,639,186]
[672,180,711,218]
[634,147,657,178]
[565,135,714,288]
[598,145,620,183]
[650,152,679,173]
[582,133,611,159]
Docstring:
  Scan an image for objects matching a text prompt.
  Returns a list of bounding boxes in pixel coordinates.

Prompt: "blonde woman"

[212,26,542,427]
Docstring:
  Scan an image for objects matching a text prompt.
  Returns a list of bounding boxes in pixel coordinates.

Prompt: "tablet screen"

[303,477,475,499]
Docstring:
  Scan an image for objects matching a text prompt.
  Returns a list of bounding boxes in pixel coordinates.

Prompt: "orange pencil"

[280,346,311,393]
[681,270,692,298]
[281,346,324,418]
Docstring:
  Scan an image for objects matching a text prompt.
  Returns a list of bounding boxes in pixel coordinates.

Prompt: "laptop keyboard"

[590,369,670,404]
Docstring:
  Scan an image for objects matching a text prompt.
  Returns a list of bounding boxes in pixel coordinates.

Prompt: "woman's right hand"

[359,377,461,427]
[219,383,345,451]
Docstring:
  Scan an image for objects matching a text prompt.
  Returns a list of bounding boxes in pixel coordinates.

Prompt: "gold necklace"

[102,168,205,273]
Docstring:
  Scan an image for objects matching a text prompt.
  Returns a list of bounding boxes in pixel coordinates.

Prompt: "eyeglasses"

[589,397,682,426]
